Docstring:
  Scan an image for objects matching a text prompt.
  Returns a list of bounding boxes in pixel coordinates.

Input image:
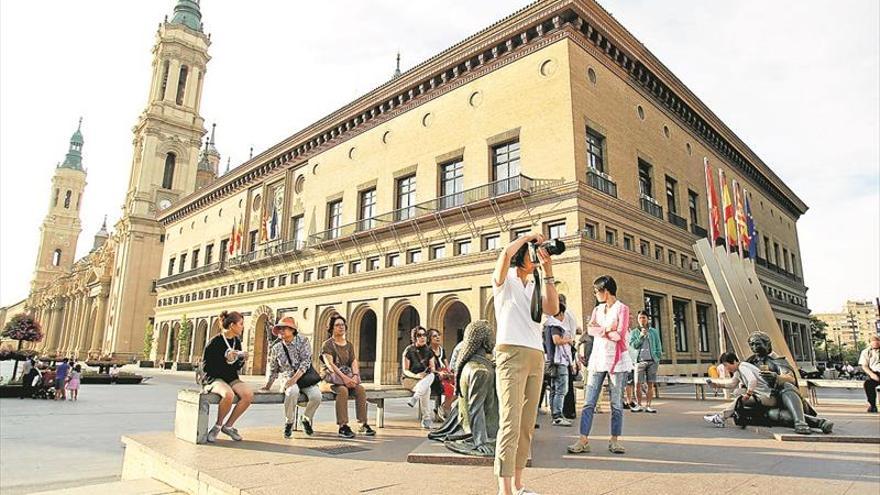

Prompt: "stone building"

[150,0,813,381]
[815,300,880,351]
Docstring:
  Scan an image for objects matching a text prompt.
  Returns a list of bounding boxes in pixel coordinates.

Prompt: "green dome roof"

[60,118,84,171]
[170,0,203,32]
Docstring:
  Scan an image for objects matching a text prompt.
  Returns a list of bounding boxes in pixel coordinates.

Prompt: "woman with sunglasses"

[401,326,436,429]
[568,275,633,455]
[320,315,374,438]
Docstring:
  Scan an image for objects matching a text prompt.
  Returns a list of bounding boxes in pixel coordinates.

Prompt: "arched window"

[159,60,170,100]
[176,65,188,105]
[162,153,176,189]
[64,190,72,208]
[53,188,59,207]
[52,249,62,266]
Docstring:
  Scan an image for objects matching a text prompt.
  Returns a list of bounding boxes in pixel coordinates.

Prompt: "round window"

[587,67,597,84]
[252,194,262,211]
[295,175,305,194]
[637,105,645,120]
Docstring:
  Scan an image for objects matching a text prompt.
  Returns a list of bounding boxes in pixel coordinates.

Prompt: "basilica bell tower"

[104,0,210,358]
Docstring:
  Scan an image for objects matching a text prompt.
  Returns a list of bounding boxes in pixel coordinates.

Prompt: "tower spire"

[169,0,203,32]
[393,52,402,78]
[210,122,216,145]
[60,118,85,171]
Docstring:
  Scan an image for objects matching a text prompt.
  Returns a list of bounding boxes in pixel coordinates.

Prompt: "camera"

[528,239,566,263]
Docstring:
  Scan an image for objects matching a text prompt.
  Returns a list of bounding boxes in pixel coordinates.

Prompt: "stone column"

[164,59,182,104]
[59,296,79,354]
[88,295,108,355]
[76,297,94,357]
[48,301,65,352]
[373,306,386,386]
[665,296,677,366]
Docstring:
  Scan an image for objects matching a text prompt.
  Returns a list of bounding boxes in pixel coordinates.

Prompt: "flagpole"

[705,158,726,355]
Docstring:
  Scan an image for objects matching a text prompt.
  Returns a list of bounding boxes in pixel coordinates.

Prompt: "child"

[66,364,82,401]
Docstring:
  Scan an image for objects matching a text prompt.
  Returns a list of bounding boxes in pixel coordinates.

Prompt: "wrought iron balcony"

[226,239,307,270]
[586,169,617,198]
[690,224,708,238]
[310,175,551,245]
[639,195,663,220]
[667,211,687,230]
[156,261,223,288]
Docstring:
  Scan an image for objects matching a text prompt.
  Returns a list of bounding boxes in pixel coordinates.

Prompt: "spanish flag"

[236,215,244,253]
[719,169,738,253]
[703,158,723,246]
[229,217,237,255]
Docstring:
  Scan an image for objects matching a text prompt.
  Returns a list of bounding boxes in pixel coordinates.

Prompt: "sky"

[1,0,877,313]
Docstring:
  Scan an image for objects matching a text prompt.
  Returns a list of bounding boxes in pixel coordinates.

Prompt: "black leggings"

[865,378,879,407]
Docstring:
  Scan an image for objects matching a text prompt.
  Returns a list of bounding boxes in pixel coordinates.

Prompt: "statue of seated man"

[427,320,498,456]
[743,331,832,434]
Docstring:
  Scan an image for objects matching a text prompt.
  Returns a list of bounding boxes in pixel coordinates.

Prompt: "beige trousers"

[494,344,544,478]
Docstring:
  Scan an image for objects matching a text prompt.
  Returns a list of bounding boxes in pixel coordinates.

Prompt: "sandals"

[567,440,591,454]
[608,441,626,454]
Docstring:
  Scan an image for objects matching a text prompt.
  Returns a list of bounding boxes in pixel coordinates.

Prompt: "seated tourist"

[858,335,880,413]
[401,326,436,429]
[109,364,120,384]
[427,328,455,420]
[321,315,374,438]
[262,317,322,438]
[704,352,772,427]
[202,310,253,442]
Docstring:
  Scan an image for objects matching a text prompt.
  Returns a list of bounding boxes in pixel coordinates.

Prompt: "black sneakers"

[359,424,376,436]
[338,424,355,438]
[301,417,314,436]
[284,422,294,439]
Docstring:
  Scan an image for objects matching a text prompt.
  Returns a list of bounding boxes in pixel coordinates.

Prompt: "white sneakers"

[552,417,573,427]
[703,413,726,428]
[206,425,243,442]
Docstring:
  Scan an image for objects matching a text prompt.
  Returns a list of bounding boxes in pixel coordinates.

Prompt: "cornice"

[158,0,806,225]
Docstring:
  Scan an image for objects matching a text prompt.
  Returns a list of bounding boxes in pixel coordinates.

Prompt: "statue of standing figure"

[428,320,498,456]
[739,331,833,434]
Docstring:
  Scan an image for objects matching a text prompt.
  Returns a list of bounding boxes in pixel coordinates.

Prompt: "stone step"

[29,478,181,495]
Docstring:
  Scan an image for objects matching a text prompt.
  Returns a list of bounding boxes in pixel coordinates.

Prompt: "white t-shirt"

[493,267,542,351]
[588,301,633,373]
[734,362,772,398]
[858,348,880,373]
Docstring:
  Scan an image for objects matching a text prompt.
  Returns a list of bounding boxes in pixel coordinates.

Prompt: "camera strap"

[530,267,543,323]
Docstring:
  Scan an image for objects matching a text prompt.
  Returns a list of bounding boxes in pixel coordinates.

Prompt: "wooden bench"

[174,386,411,444]
[806,379,879,405]
[654,376,710,400]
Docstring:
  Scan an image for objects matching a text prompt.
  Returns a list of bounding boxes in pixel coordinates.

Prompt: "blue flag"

[745,191,757,259]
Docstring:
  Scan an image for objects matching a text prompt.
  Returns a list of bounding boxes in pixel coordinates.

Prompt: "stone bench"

[807,379,879,405]
[174,386,411,444]
[654,375,710,400]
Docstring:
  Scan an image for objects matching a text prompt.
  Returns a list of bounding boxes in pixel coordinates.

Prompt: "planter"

[162,362,174,370]
[138,360,155,368]
[173,362,194,372]
[81,373,145,385]
[0,384,24,398]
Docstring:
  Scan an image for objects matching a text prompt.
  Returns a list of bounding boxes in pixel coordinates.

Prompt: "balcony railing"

[667,211,687,230]
[226,239,307,270]
[690,224,708,238]
[310,175,549,245]
[639,195,663,220]
[586,169,618,198]
[156,261,223,288]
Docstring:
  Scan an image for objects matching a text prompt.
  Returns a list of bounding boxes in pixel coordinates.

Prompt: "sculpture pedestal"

[406,439,531,466]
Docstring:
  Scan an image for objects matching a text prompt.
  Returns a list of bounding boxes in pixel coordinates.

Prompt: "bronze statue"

[428,320,498,456]
[740,331,833,434]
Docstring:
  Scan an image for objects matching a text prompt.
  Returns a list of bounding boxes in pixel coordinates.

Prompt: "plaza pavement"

[1,366,878,495]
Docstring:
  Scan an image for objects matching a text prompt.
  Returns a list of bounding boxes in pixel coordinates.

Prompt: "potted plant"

[173,315,193,371]
[139,322,155,368]
[1,314,43,381]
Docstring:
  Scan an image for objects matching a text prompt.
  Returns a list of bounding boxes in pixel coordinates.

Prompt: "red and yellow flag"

[229,217,237,255]
[704,158,723,246]
[236,215,244,253]
[719,169,738,252]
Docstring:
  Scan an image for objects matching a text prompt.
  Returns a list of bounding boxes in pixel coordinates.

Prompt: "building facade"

[815,300,880,351]
[12,0,813,372]
[150,0,812,381]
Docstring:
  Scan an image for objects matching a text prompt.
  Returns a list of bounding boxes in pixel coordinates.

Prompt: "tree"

[809,315,829,361]
[176,314,193,363]
[143,323,154,360]
[2,314,43,380]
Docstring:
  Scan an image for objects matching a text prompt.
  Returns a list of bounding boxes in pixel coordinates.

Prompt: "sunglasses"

[416,332,427,337]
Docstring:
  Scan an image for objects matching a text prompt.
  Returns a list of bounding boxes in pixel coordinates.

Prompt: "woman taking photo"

[202,310,254,443]
[568,275,633,455]
[321,315,375,438]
